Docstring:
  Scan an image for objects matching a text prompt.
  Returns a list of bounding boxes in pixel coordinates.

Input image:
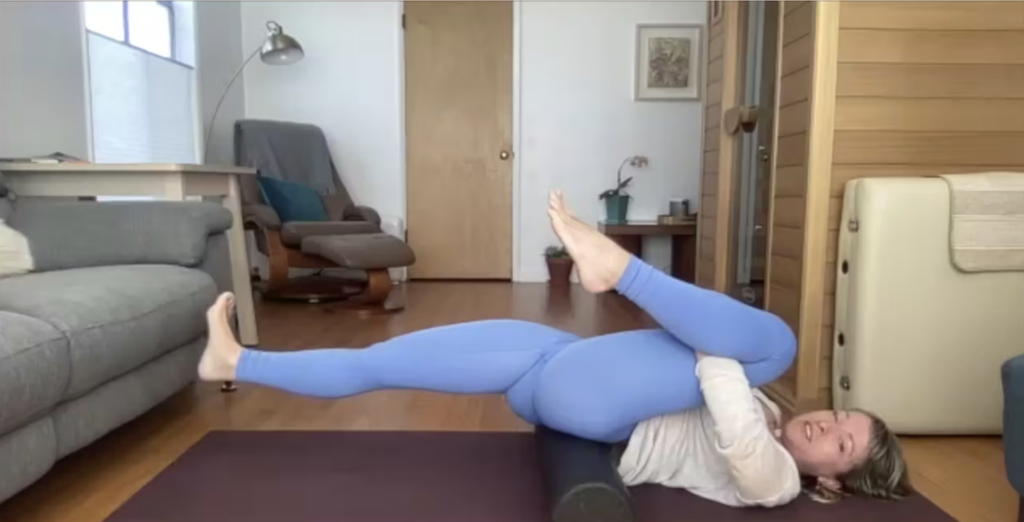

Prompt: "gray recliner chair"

[234,119,414,307]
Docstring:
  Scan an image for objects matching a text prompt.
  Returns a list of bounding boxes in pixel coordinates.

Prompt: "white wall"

[0,2,90,159]
[196,0,246,165]
[234,1,705,282]
[516,1,706,281]
[240,1,406,221]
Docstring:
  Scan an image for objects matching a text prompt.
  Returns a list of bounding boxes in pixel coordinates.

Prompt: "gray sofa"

[0,179,234,503]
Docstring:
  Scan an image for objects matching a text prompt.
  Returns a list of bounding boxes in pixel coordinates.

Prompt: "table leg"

[223,175,260,347]
[162,173,186,200]
[671,234,696,283]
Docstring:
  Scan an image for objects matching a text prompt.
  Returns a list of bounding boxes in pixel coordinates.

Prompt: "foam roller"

[535,425,635,522]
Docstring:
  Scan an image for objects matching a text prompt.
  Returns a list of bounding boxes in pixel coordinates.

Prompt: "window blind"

[87,32,197,164]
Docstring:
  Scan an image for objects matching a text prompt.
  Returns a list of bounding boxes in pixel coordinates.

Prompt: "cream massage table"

[832,177,1024,435]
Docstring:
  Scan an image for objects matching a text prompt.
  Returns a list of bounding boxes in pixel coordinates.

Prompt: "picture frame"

[634,23,704,102]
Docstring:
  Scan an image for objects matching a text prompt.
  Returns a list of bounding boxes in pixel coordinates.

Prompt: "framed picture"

[634,23,704,101]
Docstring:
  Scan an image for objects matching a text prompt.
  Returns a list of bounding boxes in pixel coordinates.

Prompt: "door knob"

[499,150,511,160]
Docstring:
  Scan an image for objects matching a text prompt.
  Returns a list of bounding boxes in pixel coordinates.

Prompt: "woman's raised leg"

[547,190,796,385]
[613,256,796,373]
[198,293,578,423]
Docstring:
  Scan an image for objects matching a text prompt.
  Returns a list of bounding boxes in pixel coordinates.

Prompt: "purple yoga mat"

[105,431,954,522]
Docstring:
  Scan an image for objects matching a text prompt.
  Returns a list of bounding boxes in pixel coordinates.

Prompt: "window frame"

[86,0,183,66]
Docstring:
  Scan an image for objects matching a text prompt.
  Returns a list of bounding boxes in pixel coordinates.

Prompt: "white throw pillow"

[0,219,33,277]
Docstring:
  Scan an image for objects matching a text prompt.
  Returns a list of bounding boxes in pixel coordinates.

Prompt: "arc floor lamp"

[203,21,305,162]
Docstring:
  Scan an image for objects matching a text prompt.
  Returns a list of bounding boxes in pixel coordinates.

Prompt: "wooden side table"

[598,220,697,283]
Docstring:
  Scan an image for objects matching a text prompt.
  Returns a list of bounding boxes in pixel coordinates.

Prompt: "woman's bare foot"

[198,292,244,382]
[547,190,631,293]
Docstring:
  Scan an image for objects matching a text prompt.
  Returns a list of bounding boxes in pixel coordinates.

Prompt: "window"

[83,1,197,165]
[127,1,173,58]
[84,1,181,61]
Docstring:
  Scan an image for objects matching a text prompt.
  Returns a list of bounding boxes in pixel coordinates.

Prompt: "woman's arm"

[695,352,801,507]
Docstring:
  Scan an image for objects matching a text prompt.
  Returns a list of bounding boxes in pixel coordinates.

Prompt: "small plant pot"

[546,257,574,286]
[604,194,630,224]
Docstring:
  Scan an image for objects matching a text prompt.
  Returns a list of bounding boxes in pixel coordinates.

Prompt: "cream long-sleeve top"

[616,354,802,508]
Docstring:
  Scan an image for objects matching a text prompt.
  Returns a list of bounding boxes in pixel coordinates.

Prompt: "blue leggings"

[237,256,797,443]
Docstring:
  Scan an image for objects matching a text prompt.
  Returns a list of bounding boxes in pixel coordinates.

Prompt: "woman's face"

[780,410,873,478]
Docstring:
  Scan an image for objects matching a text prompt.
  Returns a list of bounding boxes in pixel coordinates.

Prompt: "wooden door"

[404,1,514,279]
[726,1,781,308]
[697,1,742,292]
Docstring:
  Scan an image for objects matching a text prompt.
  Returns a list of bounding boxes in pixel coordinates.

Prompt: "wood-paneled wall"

[763,0,817,409]
[812,1,1024,407]
[699,1,1024,413]
[698,2,741,291]
[698,8,725,288]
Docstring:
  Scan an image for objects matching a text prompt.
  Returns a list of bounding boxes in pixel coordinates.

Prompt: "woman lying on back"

[198,191,912,507]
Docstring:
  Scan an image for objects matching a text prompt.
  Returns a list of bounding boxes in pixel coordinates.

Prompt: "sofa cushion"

[0,417,57,504]
[8,199,231,272]
[52,338,203,458]
[0,311,68,435]
[0,265,216,399]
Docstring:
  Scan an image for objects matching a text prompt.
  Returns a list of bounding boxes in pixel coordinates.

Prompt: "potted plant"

[544,245,573,286]
[599,155,649,224]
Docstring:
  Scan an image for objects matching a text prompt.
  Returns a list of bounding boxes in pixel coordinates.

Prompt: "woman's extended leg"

[200,294,707,444]
[547,191,796,385]
[197,293,578,423]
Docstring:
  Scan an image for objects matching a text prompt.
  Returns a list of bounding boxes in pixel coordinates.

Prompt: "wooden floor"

[0,282,1016,522]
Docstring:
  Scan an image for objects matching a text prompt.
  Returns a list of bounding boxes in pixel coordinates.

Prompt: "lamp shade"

[260,21,304,65]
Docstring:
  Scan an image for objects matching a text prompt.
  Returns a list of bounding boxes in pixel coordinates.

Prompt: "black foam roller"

[535,425,635,522]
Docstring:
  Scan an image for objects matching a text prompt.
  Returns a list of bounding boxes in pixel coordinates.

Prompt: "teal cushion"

[257,176,329,222]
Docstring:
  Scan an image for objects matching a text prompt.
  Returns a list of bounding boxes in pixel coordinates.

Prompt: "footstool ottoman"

[298,233,416,309]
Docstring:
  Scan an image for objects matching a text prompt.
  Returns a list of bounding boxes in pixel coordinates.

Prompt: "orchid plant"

[599,155,649,200]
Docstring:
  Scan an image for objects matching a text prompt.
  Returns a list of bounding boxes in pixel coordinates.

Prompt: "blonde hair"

[804,410,913,503]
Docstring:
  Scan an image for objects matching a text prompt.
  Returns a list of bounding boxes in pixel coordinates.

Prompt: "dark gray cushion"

[0,265,216,399]
[0,311,68,435]
[8,200,231,272]
[0,171,7,197]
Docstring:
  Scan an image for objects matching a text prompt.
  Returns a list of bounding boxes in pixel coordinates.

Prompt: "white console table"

[0,163,260,346]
